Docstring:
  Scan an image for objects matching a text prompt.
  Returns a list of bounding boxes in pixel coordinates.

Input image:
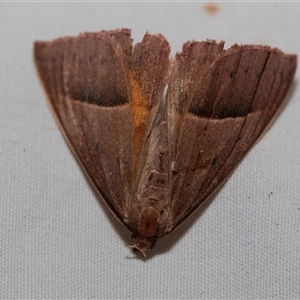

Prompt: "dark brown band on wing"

[188,46,272,118]
[34,31,132,107]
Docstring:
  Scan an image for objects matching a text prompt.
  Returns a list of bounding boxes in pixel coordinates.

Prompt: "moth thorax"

[138,206,160,238]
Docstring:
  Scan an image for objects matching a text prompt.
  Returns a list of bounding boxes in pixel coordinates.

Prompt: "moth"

[34,28,297,256]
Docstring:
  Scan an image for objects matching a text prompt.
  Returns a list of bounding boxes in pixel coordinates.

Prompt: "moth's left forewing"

[163,43,296,231]
[34,30,135,224]
[34,29,171,234]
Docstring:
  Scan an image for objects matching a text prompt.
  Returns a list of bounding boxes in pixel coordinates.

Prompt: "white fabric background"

[1,2,299,299]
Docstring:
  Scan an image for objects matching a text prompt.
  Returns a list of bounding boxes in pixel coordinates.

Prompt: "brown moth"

[34,28,297,256]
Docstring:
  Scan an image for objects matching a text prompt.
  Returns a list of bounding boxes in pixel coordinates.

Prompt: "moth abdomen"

[128,206,160,256]
[138,207,160,237]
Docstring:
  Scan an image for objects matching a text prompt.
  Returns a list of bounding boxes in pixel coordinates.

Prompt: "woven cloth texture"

[1,2,299,299]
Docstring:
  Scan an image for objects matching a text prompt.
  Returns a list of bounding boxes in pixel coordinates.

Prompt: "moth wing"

[34,29,170,229]
[162,42,296,232]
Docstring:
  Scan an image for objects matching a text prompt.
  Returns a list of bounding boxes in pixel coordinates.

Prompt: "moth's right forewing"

[163,43,296,231]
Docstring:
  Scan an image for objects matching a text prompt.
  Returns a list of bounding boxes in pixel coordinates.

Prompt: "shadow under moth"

[34,28,297,256]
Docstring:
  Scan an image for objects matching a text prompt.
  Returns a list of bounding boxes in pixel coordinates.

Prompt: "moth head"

[126,234,157,257]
